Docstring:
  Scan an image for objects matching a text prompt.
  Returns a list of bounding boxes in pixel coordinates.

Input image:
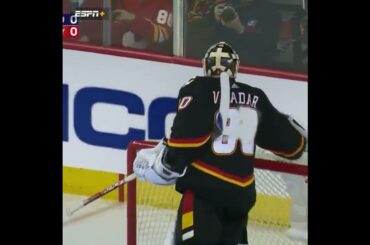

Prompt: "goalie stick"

[65,173,137,217]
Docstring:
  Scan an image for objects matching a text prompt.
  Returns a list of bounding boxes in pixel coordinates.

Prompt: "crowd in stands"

[63,0,307,72]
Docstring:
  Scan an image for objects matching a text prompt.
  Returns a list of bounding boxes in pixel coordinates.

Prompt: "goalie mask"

[202,41,240,78]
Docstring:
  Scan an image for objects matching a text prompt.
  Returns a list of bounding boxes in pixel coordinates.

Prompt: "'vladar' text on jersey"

[212,90,259,108]
[164,76,305,211]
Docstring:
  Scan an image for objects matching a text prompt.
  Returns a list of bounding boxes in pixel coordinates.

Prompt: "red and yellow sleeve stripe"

[270,135,305,158]
[167,134,211,148]
[191,160,254,187]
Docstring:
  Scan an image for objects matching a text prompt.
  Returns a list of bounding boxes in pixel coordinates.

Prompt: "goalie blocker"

[133,139,187,185]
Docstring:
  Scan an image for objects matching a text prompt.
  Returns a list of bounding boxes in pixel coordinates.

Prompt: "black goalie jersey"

[163,76,306,212]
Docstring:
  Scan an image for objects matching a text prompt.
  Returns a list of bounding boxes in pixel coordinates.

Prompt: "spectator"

[77,0,172,53]
[75,0,131,44]
[213,0,281,66]
[113,0,172,52]
[188,0,217,20]
[186,0,281,67]
[186,0,220,58]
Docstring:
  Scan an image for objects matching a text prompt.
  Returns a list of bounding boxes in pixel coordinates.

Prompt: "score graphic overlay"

[62,10,106,39]
[63,14,79,39]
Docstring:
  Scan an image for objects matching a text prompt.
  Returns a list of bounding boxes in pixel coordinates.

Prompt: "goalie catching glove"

[133,139,187,185]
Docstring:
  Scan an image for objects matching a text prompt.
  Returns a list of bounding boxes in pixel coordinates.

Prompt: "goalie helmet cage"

[127,140,308,245]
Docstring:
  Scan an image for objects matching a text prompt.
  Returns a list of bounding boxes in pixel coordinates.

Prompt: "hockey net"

[127,140,308,245]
